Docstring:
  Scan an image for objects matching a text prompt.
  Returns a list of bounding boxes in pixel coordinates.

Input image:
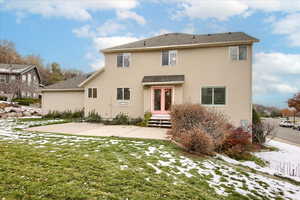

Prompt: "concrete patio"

[26,122,169,140]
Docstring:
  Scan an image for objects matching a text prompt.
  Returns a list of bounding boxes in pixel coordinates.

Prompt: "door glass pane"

[124,88,130,100]
[154,89,161,111]
[201,88,212,104]
[164,89,172,111]
[214,88,226,105]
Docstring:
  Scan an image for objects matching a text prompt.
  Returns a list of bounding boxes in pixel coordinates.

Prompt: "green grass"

[0,119,298,200]
[0,140,222,200]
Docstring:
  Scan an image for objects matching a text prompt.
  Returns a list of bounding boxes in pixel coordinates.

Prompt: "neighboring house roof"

[42,75,87,92]
[0,63,42,84]
[0,63,36,74]
[142,75,185,85]
[102,32,259,53]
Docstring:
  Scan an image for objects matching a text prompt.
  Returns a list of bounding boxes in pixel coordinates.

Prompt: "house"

[0,64,42,99]
[41,75,86,114]
[42,32,259,127]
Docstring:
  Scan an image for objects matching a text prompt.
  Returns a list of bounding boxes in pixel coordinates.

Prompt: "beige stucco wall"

[42,90,84,114]
[84,45,253,126]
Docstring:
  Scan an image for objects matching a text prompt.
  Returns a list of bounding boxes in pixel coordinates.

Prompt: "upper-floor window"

[162,50,177,66]
[88,88,97,99]
[229,46,247,60]
[0,75,6,83]
[117,53,130,67]
[201,87,226,105]
[117,88,130,101]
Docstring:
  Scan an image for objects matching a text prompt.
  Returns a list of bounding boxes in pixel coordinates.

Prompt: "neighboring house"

[41,76,86,114]
[42,32,259,127]
[0,64,42,99]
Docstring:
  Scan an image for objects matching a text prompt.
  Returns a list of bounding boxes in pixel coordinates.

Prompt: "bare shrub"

[170,104,230,149]
[252,121,276,145]
[170,128,215,155]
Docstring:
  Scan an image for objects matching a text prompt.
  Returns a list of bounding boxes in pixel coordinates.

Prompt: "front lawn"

[0,118,299,200]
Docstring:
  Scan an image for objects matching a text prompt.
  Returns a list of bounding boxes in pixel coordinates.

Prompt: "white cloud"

[116,10,146,25]
[182,23,196,34]
[170,0,300,20]
[272,13,300,46]
[253,52,300,95]
[72,25,95,38]
[2,0,139,21]
[73,22,140,70]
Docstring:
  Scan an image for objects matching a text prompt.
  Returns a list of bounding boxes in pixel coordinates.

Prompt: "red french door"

[151,87,173,114]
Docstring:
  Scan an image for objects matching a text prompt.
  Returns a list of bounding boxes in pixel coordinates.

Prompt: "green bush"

[43,110,84,120]
[13,98,40,106]
[103,113,129,125]
[0,96,7,101]
[137,112,152,127]
[85,110,102,123]
[129,117,143,125]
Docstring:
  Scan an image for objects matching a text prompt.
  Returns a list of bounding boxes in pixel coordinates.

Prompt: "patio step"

[148,117,171,128]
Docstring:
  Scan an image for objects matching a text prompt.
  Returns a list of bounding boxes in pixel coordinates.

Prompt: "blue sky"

[1,0,300,108]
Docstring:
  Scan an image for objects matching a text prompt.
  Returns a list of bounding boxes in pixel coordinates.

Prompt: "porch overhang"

[142,75,184,86]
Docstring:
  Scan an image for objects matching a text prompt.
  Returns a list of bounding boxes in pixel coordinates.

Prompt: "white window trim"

[117,88,131,102]
[117,53,131,68]
[161,50,177,66]
[229,46,247,61]
[200,86,227,106]
[87,88,97,99]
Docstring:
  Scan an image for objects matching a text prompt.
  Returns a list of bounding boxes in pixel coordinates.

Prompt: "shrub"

[43,110,84,120]
[170,104,229,148]
[12,98,40,106]
[252,108,261,125]
[221,127,257,160]
[85,110,102,123]
[129,117,143,125]
[172,128,215,155]
[0,96,7,101]
[252,121,276,145]
[138,112,152,127]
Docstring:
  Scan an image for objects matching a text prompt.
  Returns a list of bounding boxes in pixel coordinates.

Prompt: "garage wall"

[42,90,84,114]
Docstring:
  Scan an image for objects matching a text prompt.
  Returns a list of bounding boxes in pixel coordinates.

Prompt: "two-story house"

[0,64,42,99]
[42,32,259,127]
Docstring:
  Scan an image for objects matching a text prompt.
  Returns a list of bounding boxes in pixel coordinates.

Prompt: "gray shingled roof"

[103,32,259,52]
[44,75,87,90]
[142,75,185,83]
[0,64,35,73]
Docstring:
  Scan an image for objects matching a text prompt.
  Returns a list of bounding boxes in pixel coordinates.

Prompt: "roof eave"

[101,40,259,53]
[78,68,105,87]
[41,88,84,92]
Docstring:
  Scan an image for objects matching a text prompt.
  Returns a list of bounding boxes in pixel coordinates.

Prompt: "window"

[22,74,26,82]
[229,46,247,60]
[28,74,32,85]
[10,75,16,82]
[88,88,97,99]
[117,53,130,67]
[162,50,177,66]
[201,87,226,105]
[117,88,130,101]
[0,75,6,83]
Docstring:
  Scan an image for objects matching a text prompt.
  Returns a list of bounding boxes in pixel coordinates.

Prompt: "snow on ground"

[1,118,300,199]
[217,140,300,182]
